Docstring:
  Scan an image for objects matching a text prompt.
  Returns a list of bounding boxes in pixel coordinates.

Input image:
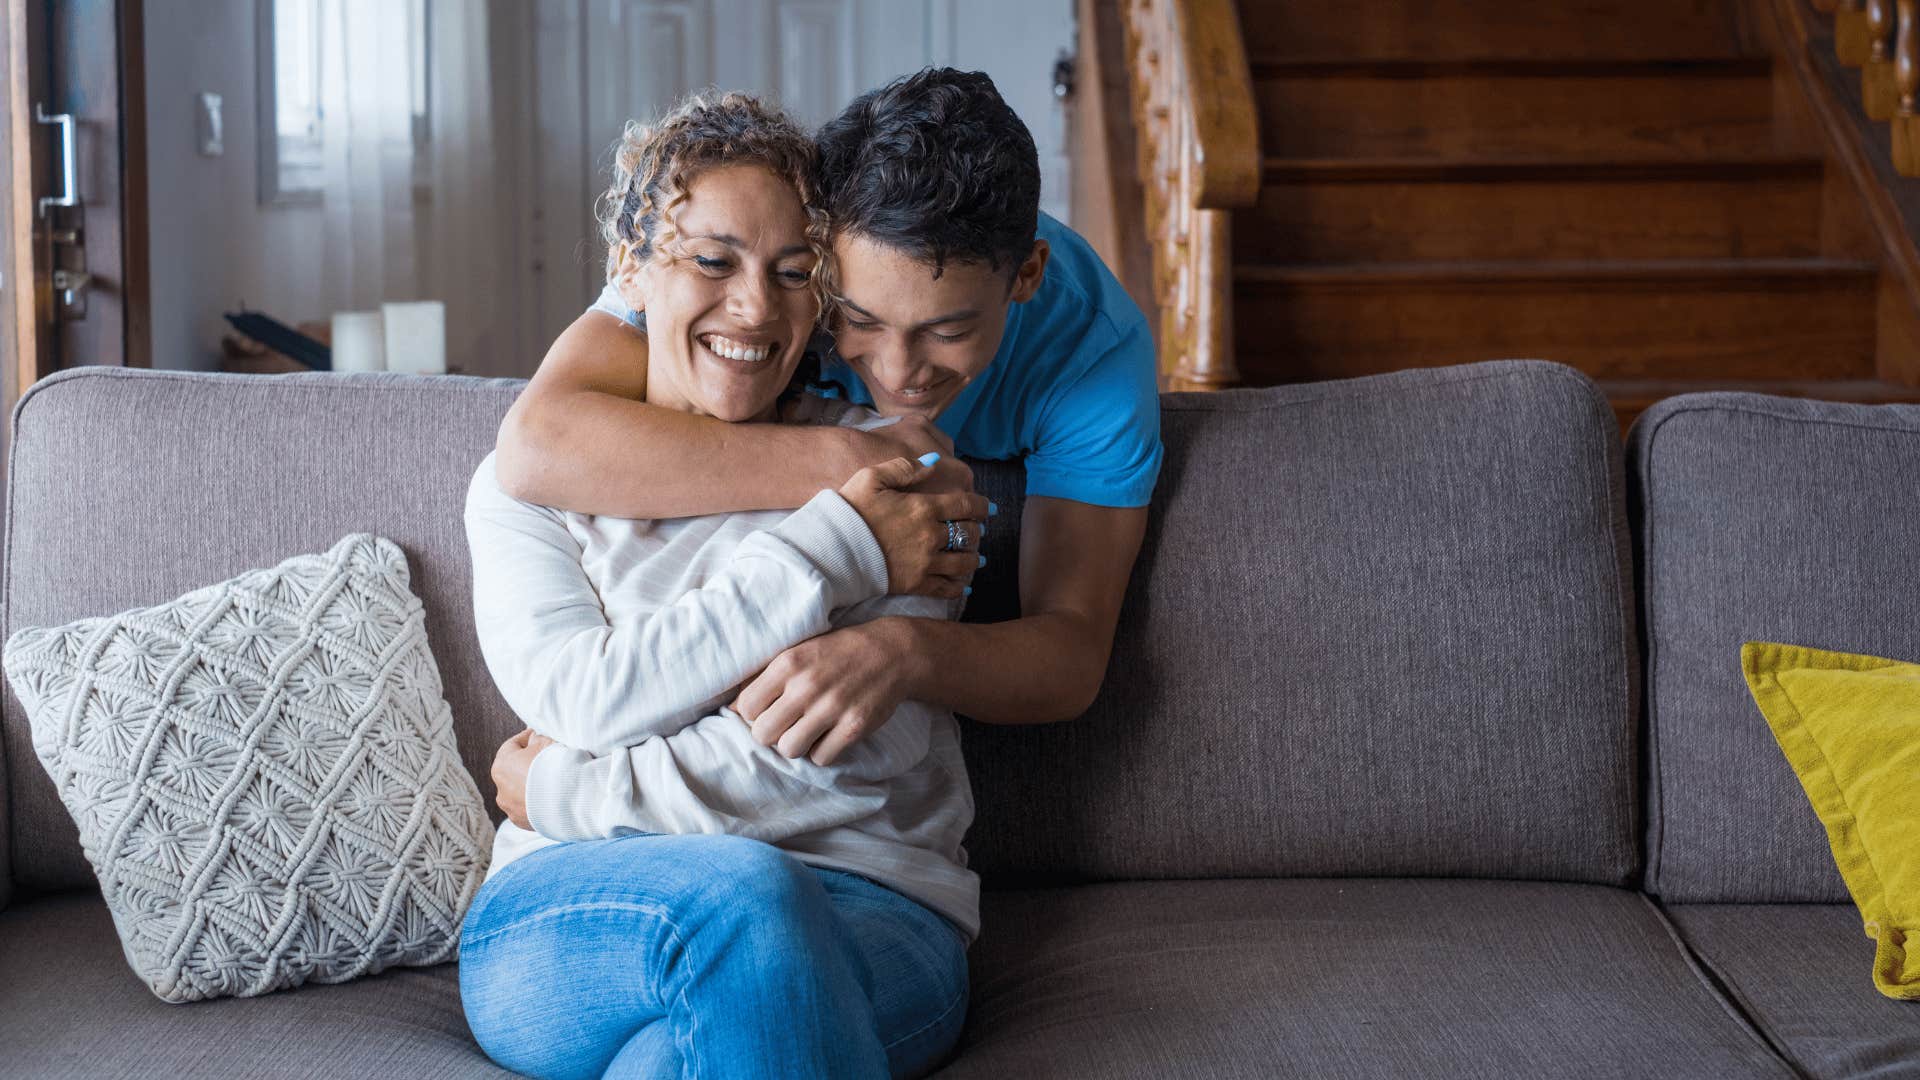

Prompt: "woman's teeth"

[700,334,774,362]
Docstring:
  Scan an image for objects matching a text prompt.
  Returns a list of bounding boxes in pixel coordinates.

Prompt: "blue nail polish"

[963,586,973,597]
[977,555,987,568]
[917,451,941,466]
[979,522,987,539]
[988,501,999,515]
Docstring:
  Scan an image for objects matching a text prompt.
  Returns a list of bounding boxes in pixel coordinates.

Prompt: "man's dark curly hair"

[815,68,1041,279]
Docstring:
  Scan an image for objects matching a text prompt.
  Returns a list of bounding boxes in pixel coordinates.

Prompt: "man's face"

[828,231,1048,419]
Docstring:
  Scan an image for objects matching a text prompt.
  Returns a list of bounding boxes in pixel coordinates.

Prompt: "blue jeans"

[458,833,970,1080]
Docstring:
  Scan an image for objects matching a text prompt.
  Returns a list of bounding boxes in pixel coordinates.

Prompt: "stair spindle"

[1896,0,1920,174]
[1867,0,1899,117]
[1840,0,1873,66]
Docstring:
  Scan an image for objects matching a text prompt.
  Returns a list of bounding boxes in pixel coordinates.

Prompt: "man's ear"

[614,242,652,313]
[1009,239,1050,303]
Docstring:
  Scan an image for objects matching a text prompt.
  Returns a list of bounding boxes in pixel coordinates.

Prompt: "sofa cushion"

[3,370,524,895]
[937,878,1793,1079]
[6,361,1637,896]
[0,892,513,1078]
[1628,395,1920,903]
[1740,641,1920,999]
[959,360,1642,885]
[1666,904,1920,1079]
[4,534,493,1001]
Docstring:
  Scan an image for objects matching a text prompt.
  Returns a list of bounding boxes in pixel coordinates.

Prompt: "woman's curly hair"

[596,91,831,311]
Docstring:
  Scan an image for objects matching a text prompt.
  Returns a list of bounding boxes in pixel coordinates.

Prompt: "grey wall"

[144,0,331,371]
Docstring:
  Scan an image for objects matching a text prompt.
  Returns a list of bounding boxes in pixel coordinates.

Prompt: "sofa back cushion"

[960,360,1643,886]
[5,360,1641,896]
[4,370,523,895]
[1628,394,1920,902]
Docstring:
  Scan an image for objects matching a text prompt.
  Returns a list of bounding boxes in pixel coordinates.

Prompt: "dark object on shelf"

[223,310,331,370]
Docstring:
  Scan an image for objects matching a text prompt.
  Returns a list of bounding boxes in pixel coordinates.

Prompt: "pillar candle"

[330,311,386,373]
[382,300,447,375]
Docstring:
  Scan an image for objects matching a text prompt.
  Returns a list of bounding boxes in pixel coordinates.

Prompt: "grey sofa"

[0,360,1913,1079]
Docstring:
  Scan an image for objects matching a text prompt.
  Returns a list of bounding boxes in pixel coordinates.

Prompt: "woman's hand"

[838,453,991,599]
[491,728,556,830]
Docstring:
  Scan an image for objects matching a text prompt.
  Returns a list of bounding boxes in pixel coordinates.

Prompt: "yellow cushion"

[1741,641,1920,1001]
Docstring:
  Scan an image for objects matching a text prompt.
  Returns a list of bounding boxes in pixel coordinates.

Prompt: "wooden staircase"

[1101,0,1920,431]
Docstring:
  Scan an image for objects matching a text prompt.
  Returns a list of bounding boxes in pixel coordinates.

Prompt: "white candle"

[382,300,447,375]
[330,311,386,373]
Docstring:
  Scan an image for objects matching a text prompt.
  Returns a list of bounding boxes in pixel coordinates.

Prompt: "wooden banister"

[1802,0,1920,174]
[1119,0,1261,391]
[1897,0,1919,173]
[1866,0,1898,117]
[1839,0,1872,65]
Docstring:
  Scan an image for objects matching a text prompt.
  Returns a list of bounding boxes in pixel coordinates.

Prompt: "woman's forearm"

[523,699,938,844]
[466,456,890,756]
[497,388,857,518]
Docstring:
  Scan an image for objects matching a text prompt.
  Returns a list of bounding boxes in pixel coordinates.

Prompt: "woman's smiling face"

[618,164,820,422]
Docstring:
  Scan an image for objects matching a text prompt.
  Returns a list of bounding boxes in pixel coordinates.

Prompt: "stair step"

[1252,58,1786,161]
[1603,378,1920,431]
[1241,157,1825,262]
[1239,0,1757,64]
[1231,259,1878,383]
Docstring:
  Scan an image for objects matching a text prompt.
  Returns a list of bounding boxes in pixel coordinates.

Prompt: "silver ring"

[942,520,967,552]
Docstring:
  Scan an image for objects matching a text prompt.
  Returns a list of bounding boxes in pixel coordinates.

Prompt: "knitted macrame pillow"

[3,534,492,1003]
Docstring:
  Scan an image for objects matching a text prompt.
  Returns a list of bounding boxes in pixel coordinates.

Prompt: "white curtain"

[313,0,512,375]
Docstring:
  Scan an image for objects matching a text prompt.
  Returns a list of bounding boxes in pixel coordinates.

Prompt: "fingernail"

[917,451,941,466]
[963,586,973,597]
[977,555,986,568]
[979,522,988,539]
[989,501,999,515]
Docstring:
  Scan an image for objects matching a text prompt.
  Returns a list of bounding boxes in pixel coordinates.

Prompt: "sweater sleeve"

[463,453,891,755]
[521,698,940,844]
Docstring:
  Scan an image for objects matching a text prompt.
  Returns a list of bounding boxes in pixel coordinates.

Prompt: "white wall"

[526,0,1078,358]
[144,0,1077,376]
[145,0,330,370]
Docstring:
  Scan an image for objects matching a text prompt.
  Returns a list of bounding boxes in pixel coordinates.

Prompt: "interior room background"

[145,0,1077,379]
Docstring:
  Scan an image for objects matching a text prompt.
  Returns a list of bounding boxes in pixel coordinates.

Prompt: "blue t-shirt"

[589,213,1163,508]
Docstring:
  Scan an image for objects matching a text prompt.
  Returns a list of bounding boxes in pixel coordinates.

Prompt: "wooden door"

[0,0,149,422]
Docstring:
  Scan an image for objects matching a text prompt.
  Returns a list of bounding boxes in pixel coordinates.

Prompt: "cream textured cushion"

[3,534,491,1003]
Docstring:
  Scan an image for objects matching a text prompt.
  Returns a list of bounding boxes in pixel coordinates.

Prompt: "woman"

[457,93,988,1079]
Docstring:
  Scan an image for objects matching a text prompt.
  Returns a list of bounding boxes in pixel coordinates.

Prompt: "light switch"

[197,92,223,157]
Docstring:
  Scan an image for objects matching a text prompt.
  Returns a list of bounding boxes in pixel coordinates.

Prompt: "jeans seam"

[463,898,705,1080]
[882,980,968,1053]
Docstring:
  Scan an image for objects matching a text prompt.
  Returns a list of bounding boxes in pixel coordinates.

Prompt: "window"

[258,0,324,204]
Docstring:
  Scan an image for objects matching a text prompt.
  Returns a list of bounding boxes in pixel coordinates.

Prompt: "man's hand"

[491,728,556,830]
[732,619,914,766]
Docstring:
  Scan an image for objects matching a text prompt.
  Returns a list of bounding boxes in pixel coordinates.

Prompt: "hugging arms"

[493,223,1152,761]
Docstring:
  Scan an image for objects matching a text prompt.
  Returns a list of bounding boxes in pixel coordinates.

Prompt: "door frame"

[2,0,34,421]
[0,0,149,429]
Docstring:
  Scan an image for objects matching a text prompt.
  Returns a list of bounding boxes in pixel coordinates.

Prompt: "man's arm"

[889,497,1144,724]
[496,311,951,518]
[733,496,1147,760]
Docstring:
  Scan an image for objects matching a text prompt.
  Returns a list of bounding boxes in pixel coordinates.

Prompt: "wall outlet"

[197,92,224,157]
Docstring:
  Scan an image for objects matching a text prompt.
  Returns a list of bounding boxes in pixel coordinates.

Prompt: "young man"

[495,68,1161,764]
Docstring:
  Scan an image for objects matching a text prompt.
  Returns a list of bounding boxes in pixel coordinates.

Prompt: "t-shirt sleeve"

[1022,312,1164,508]
[588,281,647,332]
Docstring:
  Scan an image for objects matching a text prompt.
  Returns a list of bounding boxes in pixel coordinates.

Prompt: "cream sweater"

[463,397,978,937]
